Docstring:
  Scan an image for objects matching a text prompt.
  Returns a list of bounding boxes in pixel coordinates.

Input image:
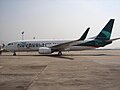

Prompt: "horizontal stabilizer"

[107,37,120,42]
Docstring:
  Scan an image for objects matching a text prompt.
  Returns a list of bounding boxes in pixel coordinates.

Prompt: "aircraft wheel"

[13,52,16,56]
[58,51,62,56]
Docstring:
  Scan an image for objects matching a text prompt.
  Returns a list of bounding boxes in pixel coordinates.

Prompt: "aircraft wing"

[88,36,97,39]
[51,27,90,51]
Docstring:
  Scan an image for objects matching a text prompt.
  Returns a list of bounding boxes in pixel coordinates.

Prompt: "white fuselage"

[4,39,95,53]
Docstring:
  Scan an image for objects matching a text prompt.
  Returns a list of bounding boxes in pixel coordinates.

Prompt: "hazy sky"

[0,0,120,48]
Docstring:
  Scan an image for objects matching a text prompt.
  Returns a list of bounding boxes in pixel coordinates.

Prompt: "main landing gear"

[13,52,16,56]
[58,51,62,56]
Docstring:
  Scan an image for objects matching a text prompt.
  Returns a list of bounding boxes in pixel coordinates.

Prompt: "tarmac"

[0,50,120,90]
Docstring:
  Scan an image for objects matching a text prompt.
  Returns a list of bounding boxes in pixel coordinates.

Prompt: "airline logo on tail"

[101,31,111,40]
[95,19,114,40]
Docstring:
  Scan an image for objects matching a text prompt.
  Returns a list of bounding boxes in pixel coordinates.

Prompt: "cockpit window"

[8,43,13,46]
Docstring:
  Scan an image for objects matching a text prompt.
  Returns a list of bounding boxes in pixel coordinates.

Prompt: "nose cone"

[0,45,7,52]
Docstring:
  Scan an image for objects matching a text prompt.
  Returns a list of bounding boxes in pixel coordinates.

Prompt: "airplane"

[1,19,120,56]
[1,27,89,56]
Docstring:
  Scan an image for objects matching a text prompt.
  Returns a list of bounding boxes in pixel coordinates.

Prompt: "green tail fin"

[95,19,114,40]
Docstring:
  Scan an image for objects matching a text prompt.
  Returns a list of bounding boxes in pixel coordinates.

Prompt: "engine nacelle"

[39,47,52,54]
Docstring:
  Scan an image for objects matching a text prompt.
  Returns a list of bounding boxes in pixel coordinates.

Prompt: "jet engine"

[39,47,52,54]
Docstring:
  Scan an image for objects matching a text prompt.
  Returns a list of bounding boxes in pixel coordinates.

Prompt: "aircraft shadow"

[1,53,118,60]
[35,54,74,60]
[0,54,74,60]
[33,53,117,60]
[63,54,117,56]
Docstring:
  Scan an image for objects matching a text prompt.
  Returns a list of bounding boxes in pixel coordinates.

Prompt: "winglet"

[78,27,90,40]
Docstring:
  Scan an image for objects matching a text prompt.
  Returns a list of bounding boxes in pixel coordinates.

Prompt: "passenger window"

[8,43,13,46]
[36,44,38,47]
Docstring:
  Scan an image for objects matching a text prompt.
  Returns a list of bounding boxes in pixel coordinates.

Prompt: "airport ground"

[0,50,120,90]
